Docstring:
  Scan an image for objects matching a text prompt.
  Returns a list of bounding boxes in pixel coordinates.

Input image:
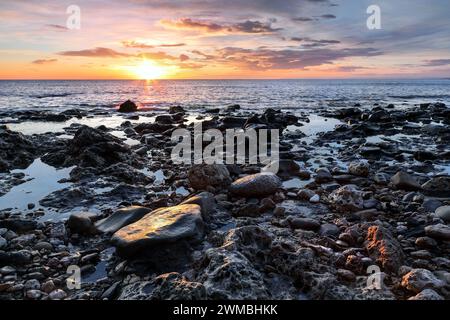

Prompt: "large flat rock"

[111,204,204,258]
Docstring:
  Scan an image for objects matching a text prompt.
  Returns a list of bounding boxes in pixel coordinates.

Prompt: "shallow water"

[0,159,73,212]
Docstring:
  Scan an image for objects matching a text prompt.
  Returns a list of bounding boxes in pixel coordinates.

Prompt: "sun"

[130,60,167,79]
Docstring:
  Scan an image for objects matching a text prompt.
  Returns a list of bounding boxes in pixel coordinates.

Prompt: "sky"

[0,0,449,79]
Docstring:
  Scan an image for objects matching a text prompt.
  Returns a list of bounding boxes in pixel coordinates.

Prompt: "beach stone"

[118,100,138,113]
[188,164,232,190]
[364,225,404,272]
[288,217,320,231]
[391,171,422,191]
[435,206,450,223]
[229,173,281,197]
[181,192,216,221]
[26,289,42,299]
[67,212,97,235]
[401,269,445,293]
[0,236,6,249]
[408,289,444,300]
[425,224,450,241]
[112,204,204,258]
[169,106,185,114]
[422,176,450,197]
[95,206,152,234]
[49,289,67,300]
[314,167,333,183]
[329,185,364,213]
[348,162,370,177]
[422,199,442,212]
[319,224,340,238]
[277,159,310,179]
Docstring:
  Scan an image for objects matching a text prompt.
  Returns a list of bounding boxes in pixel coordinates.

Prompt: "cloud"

[213,46,383,70]
[422,59,450,67]
[122,41,154,49]
[160,43,186,47]
[45,24,68,31]
[32,58,58,65]
[292,13,337,23]
[318,14,336,19]
[160,18,282,34]
[291,37,341,48]
[58,47,132,58]
[335,66,371,72]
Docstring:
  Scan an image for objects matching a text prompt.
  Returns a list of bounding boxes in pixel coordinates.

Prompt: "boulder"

[435,206,450,223]
[118,100,138,113]
[95,206,152,234]
[422,176,450,197]
[0,126,36,172]
[111,204,204,258]
[329,185,364,213]
[67,212,98,235]
[181,192,216,221]
[364,225,404,272]
[348,162,370,177]
[408,289,444,300]
[401,269,445,293]
[188,164,232,190]
[425,224,450,241]
[390,171,422,191]
[169,106,185,114]
[229,173,281,197]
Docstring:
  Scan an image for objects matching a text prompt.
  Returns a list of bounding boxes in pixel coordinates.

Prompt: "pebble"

[49,289,67,300]
[435,206,450,223]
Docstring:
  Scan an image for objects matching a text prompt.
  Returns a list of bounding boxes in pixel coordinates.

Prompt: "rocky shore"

[0,100,449,300]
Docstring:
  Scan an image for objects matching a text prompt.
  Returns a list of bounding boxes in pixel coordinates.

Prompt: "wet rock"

[348,162,370,177]
[118,100,138,113]
[435,206,450,222]
[169,105,185,114]
[422,199,443,213]
[95,206,152,234]
[49,289,67,300]
[414,151,437,162]
[112,204,204,258]
[119,272,206,300]
[0,236,6,249]
[188,164,232,190]
[229,173,281,197]
[364,225,404,272]
[67,212,98,235]
[0,125,37,172]
[0,218,37,232]
[314,168,333,183]
[0,250,32,266]
[408,289,444,300]
[288,217,320,231]
[425,224,450,241]
[391,171,422,191]
[181,192,216,221]
[277,159,310,180]
[319,223,340,238]
[329,185,364,213]
[422,176,450,197]
[401,268,445,293]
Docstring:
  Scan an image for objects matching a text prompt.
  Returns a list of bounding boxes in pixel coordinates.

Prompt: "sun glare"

[130,60,167,79]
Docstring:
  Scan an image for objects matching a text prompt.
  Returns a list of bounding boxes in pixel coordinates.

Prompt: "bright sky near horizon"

[0,0,449,79]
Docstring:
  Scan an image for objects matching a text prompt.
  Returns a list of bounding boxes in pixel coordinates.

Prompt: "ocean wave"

[388,94,450,99]
[30,93,75,99]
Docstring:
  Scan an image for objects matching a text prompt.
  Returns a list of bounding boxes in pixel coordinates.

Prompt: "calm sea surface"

[1,79,449,112]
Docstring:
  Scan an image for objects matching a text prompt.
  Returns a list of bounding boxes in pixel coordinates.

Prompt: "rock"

[0,236,6,249]
[169,105,185,114]
[298,189,316,201]
[329,185,364,213]
[314,168,333,183]
[276,159,310,179]
[112,204,204,258]
[422,199,442,212]
[118,100,138,113]
[415,237,437,249]
[401,269,445,293]
[0,218,37,232]
[229,173,281,197]
[0,125,37,172]
[422,176,450,197]
[408,289,444,300]
[309,194,320,203]
[67,212,98,235]
[181,192,216,221]
[435,206,450,223]
[41,280,56,294]
[188,164,232,190]
[119,272,206,300]
[319,224,340,238]
[49,289,67,300]
[95,206,152,234]
[200,248,269,299]
[34,242,53,251]
[425,224,450,241]
[0,250,32,265]
[364,225,404,272]
[348,162,370,177]
[26,289,42,299]
[288,217,320,231]
[391,172,422,191]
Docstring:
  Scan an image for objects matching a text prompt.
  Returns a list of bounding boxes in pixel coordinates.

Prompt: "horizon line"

[1,77,449,81]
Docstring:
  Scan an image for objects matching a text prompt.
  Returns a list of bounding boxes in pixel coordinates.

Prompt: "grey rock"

[425,224,450,241]
[229,173,281,197]
[422,176,450,197]
[329,185,364,213]
[435,206,450,223]
[391,171,422,191]
[181,192,216,222]
[95,206,152,234]
[67,212,97,235]
[408,289,444,300]
[401,269,445,293]
[188,164,232,190]
[348,162,370,177]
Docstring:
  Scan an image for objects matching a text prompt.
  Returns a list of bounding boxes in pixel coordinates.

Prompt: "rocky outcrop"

[401,269,445,294]
[0,125,37,172]
[118,100,138,113]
